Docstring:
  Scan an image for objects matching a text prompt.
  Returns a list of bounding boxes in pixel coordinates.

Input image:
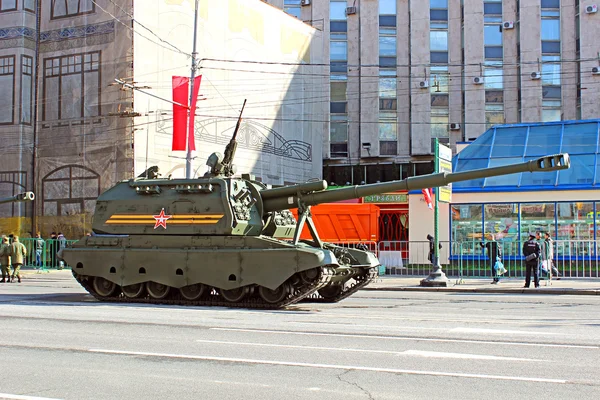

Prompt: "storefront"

[450,119,600,265]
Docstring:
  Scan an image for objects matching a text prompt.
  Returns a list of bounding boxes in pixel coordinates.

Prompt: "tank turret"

[60,100,570,309]
[0,192,35,204]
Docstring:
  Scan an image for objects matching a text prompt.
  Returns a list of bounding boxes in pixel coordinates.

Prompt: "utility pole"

[186,0,200,179]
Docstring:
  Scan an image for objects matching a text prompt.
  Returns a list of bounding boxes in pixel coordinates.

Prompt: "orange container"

[290,203,379,243]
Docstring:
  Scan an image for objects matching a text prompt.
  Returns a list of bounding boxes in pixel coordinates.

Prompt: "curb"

[362,286,600,295]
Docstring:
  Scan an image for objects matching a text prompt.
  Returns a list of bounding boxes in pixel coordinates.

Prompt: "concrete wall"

[463,0,485,140]
[133,0,326,185]
[579,0,600,119]
[561,0,577,121]
[503,0,519,124]
[519,2,542,122]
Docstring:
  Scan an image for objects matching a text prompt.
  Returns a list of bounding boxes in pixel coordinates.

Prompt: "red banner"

[172,76,189,151]
[422,188,433,210]
[187,75,202,152]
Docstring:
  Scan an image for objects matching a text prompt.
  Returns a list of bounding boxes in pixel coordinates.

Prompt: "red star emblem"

[153,208,172,229]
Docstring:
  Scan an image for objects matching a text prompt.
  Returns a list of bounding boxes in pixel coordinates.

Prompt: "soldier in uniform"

[9,235,27,283]
[0,235,11,283]
[522,232,541,288]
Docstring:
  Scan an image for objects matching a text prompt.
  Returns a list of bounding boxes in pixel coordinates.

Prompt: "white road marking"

[87,348,567,384]
[211,328,599,349]
[0,394,64,400]
[195,339,542,362]
[451,327,554,336]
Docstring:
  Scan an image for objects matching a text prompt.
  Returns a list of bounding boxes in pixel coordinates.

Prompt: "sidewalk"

[15,268,600,296]
[365,275,600,295]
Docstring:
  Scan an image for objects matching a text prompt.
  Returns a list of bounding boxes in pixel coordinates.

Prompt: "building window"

[542,100,561,122]
[24,0,35,12]
[51,0,95,19]
[379,69,397,99]
[380,0,396,14]
[484,25,503,59]
[379,111,398,155]
[485,104,504,130]
[542,55,561,86]
[430,30,448,63]
[43,51,101,121]
[379,28,397,57]
[0,0,17,12]
[330,0,347,21]
[430,66,449,94]
[20,55,33,125]
[431,108,449,138]
[483,61,503,89]
[330,115,348,158]
[430,0,448,27]
[284,0,301,19]
[0,55,15,125]
[541,19,560,41]
[483,0,502,16]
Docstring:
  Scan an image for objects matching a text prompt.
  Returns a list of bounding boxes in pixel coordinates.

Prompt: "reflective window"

[430,0,448,8]
[284,0,301,19]
[484,62,503,89]
[430,66,449,93]
[330,115,348,142]
[0,0,17,11]
[485,158,523,186]
[379,112,397,140]
[330,41,347,61]
[542,55,561,85]
[451,204,483,246]
[556,202,594,244]
[562,123,599,154]
[431,108,449,138]
[541,19,560,41]
[379,0,396,14]
[524,124,562,156]
[330,1,347,21]
[485,104,504,130]
[484,203,519,256]
[380,28,397,56]
[379,70,397,98]
[542,100,562,122]
[490,127,527,157]
[520,203,556,241]
[484,25,502,46]
[430,31,448,51]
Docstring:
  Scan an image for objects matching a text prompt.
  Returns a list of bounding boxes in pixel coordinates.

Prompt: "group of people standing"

[480,231,559,288]
[0,232,68,283]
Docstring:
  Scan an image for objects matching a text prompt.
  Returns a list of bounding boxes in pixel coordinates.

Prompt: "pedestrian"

[34,232,45,267]
[8,235,27,283]
[480,233,502,284]
[542,231,560,279]
[522,232,541,288]
[57,232,67,269]
[426,234,442,266]
[0,236,12,283]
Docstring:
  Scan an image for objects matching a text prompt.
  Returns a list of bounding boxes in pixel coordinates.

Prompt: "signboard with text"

[363,193,408,204]
[437,143,452,203]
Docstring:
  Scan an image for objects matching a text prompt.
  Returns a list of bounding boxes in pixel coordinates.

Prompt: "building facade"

[0,0,325,237]
[267,0,600,186]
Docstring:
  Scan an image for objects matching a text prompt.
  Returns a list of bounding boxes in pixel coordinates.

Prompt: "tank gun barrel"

[0,192,35,205]
[262,154,570,213]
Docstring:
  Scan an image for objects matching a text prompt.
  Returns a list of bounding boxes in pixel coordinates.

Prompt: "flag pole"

[186,0,200,179]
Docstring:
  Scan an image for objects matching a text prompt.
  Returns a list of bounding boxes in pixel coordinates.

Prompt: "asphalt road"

[1,272,599,400]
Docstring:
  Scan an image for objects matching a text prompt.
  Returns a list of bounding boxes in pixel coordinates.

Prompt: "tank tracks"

[304,266,379,303]
[72,267,334,310]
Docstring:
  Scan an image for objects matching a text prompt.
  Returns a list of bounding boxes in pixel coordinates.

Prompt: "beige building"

[267,0,600,185]
[0,0,325,237]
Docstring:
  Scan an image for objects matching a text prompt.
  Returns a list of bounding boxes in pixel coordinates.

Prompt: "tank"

[60,109,571,309]
[0,192,35,204]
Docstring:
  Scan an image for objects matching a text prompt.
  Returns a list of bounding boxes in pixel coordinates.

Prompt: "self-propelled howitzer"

[62,154,570,310]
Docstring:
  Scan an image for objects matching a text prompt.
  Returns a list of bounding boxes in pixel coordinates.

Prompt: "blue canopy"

[452,119,600,192]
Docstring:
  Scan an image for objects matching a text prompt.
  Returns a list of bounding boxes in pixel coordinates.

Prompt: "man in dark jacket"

[427,234,442,266]
[481,234,502,284]
[522,232,541,288]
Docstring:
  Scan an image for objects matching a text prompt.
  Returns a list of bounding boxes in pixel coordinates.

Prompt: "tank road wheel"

[93,277,118,298]
[122,283,146,299]
[220,286,250,303]
[180,284,206,301]
[146,282,171,300]
[258,283,290,304]
[300,268,321,285]
[318,284,343,300]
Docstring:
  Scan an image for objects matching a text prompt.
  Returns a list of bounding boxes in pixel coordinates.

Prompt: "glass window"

[558,155,595,185]
[51,0,94,19]
[542,100,562,122]
[379,35,397,56]
[430,31,448,51]
[556,202,594,246]
[484,203,519,256]
[430,66,449,93]
[541,19,560,41]
[484,25,503,46]
[330,41,348,61]
[561,123,599,154]
[0,0,17,11]
[485,158,523,186]
[379,70,397,98]
[330,115,348,142]
[430,52,449,64]
[521,157,558,186]
[484,63,503,89]
[484,3,503,15]
[379,112,397,140]
[541,0,560,9]
[485,104,504,130]
[430,0,448,8]
[542,55,561,85]
[451,204,483,251]
[520,203,556,240]
[284,0,301,19]
[330,1,347,20]
[491,127,527,157]
[431,108,449,138]
[524,124,562,156]
[380,0,396,14]
[453,159,488,188]
[331,80,347,102]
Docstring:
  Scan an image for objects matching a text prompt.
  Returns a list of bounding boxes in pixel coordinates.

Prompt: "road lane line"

[0,394,64,400]
[87,348,566,384]
[210,328,599,349]
[194,339,543,362]
[451,328,554,335]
